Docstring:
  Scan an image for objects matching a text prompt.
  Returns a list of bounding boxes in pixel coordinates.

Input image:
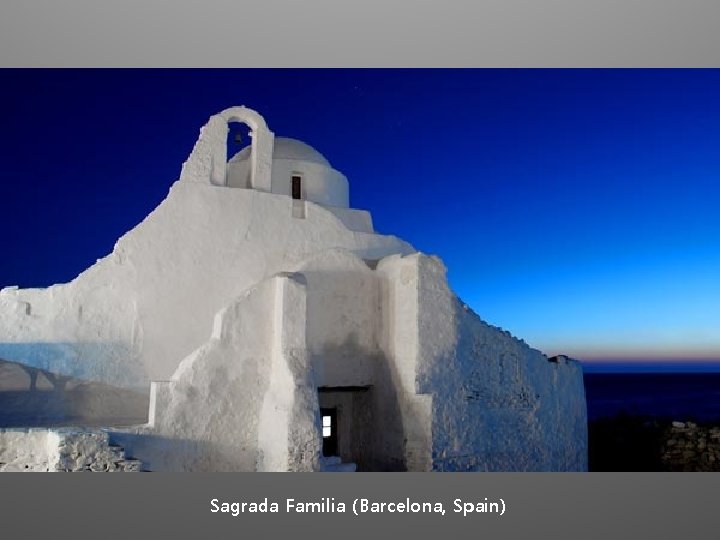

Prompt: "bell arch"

[214,107,275,191]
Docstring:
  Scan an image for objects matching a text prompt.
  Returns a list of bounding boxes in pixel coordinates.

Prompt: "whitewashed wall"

[411,255,588,471]
[376,254,434,471]
[127,274,321,472]
[295,249,380,388]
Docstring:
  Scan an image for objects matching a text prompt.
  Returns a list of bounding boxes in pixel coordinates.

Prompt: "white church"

[0,107,587,472]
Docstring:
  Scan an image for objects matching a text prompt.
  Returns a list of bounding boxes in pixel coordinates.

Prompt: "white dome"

[229,137,331,167]
[226,133,348,208]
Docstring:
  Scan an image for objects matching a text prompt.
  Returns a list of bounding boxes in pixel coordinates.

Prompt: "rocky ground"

[589,414,720,471]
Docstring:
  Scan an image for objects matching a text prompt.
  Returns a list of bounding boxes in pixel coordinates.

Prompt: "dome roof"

[229,137,331,167]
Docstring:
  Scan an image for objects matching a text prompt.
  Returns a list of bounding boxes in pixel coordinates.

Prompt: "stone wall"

[0,428,142,472]
[660,421,720,472]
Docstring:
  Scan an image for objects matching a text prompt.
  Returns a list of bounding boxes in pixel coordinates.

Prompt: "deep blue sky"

[1,69,719,366]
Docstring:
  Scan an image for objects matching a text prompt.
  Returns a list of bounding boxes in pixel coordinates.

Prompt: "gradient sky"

[1,69,718,366]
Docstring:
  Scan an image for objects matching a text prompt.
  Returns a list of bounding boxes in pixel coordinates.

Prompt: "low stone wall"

[660,422,720,472]
[0,428,142,472]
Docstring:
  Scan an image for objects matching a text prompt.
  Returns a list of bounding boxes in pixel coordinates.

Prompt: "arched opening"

[227,121,252,162]
[210,106,274,191]
[226,121,253,188]
[181,107,274,190]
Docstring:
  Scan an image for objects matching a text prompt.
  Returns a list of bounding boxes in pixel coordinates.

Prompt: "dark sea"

[583,371,720,423]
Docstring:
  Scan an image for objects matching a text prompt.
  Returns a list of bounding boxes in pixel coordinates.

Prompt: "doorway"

[318,386,373,469]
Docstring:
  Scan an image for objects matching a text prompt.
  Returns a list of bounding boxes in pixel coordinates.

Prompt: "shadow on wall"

[0,357,149,427]
[0,342,148,388]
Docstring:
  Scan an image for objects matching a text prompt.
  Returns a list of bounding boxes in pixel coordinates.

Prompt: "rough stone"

[660,422,720,472]
[0,428,142,472]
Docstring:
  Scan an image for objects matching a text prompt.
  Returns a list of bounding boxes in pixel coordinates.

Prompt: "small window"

[320,407,338,456]
[291,175,302,200]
